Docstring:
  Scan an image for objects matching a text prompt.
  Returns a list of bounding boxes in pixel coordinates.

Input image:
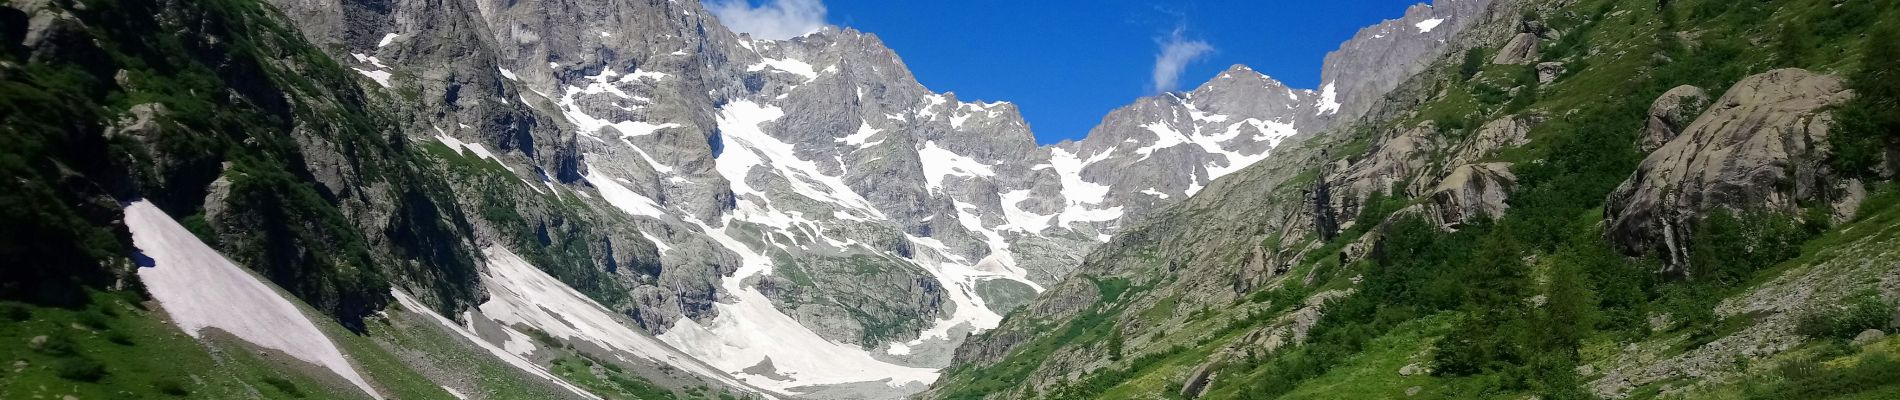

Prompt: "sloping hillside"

[926,0,1900,398]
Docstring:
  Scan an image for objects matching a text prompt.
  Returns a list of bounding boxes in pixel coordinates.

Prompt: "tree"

[1461,49,1487,79]
[1776,20,1812,67]
[1832,23,1900,175]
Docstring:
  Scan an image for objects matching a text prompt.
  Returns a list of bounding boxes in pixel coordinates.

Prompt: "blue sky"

[709,0,1429,144]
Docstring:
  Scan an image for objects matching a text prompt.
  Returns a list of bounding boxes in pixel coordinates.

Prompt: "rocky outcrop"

[1492,32,1540,65]
[1605,69,1860,273]
[1537,61,1566,84]
[1339,122,1442,202]
[1640,85,1712,153]
[1422,163,1517,229]
[1446,114,1538,168]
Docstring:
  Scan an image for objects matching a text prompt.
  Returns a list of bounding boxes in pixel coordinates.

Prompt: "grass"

[1278,313,1462,399]
[0,291,367,399]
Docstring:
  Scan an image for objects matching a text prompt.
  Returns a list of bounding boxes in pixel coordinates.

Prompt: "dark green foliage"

[54,356,109,382]
[0,302,29,321]
[1744,350,1900,399]
[1831,22,1900,176]
[1461,49,1487,79]
[1688,209,1811,285]
[1505,67,1540,113]
[1796,292,1893,340]
[1776,20,1813,67]
[1091,276,1133,304]
[260,376,307,398]
[153,378,192,396]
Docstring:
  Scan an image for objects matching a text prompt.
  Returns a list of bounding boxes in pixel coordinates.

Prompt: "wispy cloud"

[1150,26,1214,93]
[706,0,828,41]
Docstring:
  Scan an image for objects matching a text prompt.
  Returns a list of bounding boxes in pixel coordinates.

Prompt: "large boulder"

[1424,163,1517,229]
[1605,69,1860,273]
[1492,33,1540,65]
[1338,122,1442,200]
[1446,114,1538,168]
[1640,85,1713,153]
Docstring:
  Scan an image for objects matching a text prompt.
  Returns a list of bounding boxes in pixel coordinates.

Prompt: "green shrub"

[1460,49,1487,79]
[1745,351,1900,399]
[76,310,111,330]
[154,378,192,396]
[260,376,306,398]
[0,302,29,321]
[53,356,107,382]
[1796,293,1893,340]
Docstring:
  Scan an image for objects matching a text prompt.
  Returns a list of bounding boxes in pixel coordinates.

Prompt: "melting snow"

[998,189,1056,234]
[1047,148,1123,228]
[125,201,383,399]
[916,141,995,191]
[354,68,393,87]
[473,246,760,394]
[714,101,886,217]
[627,69,668,81]
[656,218,938,394]
[586,167,667,217]
[498,68,518,81]
[748,57,818,81]
[378,33,401,48]
[1317,81,1341,115]
[1416,18,1446,33]
[836,121,883,147]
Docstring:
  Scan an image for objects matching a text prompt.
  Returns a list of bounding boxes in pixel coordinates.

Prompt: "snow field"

[124,201,383,399]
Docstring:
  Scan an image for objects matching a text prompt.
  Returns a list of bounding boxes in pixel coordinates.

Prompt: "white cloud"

[1150,27,1214,93]
[706,0,828,41]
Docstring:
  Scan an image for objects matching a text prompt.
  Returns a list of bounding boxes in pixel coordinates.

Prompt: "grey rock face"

[1492,32,1540,65]
[1423,163,1517,229]
[1446,114,1538,169]
[1641,85,1712,153]
[1339,122,1441,202]
[1537,61,1566,84]
[1605,69,1859,274]
[1319,0,1498,122]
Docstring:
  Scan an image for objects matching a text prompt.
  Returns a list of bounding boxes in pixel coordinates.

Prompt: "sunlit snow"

[126,201,383,399]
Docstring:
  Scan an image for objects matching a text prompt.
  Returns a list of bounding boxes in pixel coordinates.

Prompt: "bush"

[53,356,107,382]
[1460,49,1487,79]
[261,376,307,398]
[76,310,111,330]
[1796,293,1892,340]
[154,378,192,396]
[106,331,135,346]
[1745,351,1900,399]
[0,302,29,321]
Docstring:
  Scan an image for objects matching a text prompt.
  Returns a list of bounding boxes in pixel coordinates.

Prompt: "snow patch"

[657,218,938,394]
[836,121,883,148]
[125,201,383,399]
[1317,81,1341,115]
[474,246,759,393]
[714,101,885,217]
[354,68,393,88]
[916,141,995,191]
[748,57,818,81]
[586,167,667,217]
[1416,18,1446,33]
